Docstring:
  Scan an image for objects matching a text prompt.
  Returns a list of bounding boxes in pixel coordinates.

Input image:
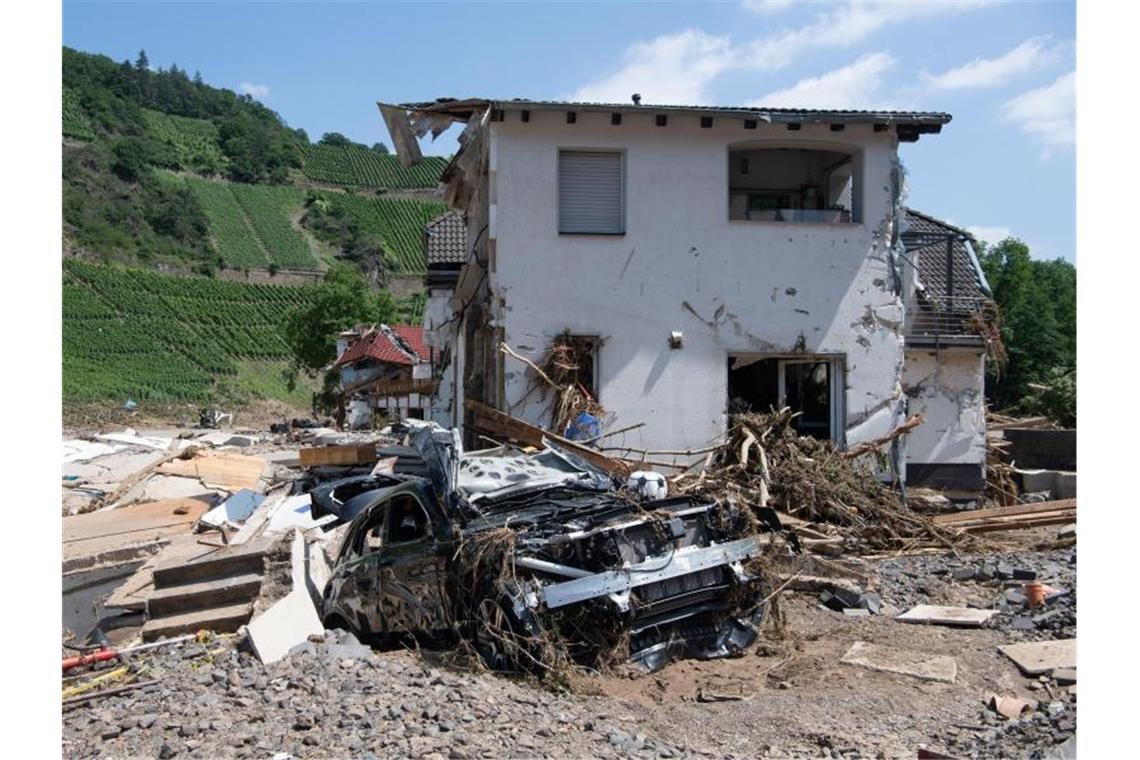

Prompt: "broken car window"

[386,494,430,544]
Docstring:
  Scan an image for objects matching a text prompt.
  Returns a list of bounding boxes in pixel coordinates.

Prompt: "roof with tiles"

[425,211,466,266]
[334,325,427,368]
[902,208,990,306]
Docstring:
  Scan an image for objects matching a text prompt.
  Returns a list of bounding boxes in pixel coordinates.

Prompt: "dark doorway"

[727,356,838,441]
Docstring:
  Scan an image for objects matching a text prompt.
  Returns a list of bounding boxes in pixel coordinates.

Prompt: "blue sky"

[63,1,1076,261]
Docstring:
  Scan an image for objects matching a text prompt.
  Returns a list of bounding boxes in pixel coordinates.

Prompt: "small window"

[558,150,624,234]
[386,494,431,544]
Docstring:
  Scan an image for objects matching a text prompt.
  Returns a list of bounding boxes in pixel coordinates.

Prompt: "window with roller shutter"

[558,150,625,234]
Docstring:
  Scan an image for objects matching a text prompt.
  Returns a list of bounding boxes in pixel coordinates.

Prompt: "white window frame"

[557,149,626,235]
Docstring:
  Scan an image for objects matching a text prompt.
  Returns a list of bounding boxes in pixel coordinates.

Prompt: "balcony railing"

[906,295,987,339]
[365,378,440,397]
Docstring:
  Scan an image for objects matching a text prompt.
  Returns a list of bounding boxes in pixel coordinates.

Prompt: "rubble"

[673,408,973,552]
[59,410,1078,758]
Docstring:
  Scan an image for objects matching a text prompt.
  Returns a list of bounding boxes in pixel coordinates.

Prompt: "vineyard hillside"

[184,178,318,270]
[63,259,426,408]
[301,144,449,190]
[315,193,448,274]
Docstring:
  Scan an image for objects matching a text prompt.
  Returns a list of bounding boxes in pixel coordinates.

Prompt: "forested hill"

[62,46,448,277]
[62,46,444,413]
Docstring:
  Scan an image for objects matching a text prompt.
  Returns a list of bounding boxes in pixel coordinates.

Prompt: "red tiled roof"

[392,325,427,359]
[334,325,426,368]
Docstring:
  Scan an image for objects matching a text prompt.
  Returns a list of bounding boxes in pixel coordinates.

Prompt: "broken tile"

[840,641,957,683]
[247,589,324,665]
[998,638,1076,676]
[896,605,998,627]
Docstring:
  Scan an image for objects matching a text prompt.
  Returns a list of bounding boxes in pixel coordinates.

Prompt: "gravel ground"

[61,542,1077,759]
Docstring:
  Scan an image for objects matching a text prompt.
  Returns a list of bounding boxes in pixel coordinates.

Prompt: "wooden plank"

[465,399,630,477]
[932,499,1076,525]
[62,498,210,562]
[942,509,1075,529]
[157,451,267,491]
[298,443,378,468]
[962,514,1077,534]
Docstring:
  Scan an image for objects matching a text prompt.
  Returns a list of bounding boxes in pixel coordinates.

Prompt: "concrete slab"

[197,431,257,447]
[896,605,998,627]
[247,589,323,664]
[63,439,126,464]
[999,638,1076,676]
[141,601,253,641]
[230,491,285,545]
[265,494,337,535]
[200,489,266,530]
[96,429,174,451]
[260,450,302,467]
[840,641,957,683]
[104,534,226,611]
[137,475,218,504]
[147,572,263,617]
[64,449,166,485]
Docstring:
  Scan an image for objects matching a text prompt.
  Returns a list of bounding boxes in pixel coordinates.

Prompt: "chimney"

[631,93,642,106]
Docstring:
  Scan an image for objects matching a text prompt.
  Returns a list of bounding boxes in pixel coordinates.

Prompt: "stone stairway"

[140,541,267,641]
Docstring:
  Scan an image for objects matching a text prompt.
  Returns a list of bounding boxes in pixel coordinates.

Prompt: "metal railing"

[906,295,987,338]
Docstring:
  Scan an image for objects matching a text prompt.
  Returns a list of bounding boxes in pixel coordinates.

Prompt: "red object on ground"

[62,649,118,672]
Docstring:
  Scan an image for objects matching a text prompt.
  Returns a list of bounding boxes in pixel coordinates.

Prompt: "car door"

[325,504,388,638]
[376,491,452,639]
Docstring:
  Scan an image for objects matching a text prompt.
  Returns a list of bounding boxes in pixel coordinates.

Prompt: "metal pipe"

[62,634,196,672]
[514,556,593,579]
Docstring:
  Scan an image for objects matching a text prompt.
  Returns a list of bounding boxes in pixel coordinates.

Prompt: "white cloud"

[745,0,991,70]
[569,29,734,105]
[741,0,794,14]
[967,225,1014,246]
[238,82,270,99]
[753,52,896,109]
[1002,71,1075,156]
[571,1,991,104]
[922,36,1055,89]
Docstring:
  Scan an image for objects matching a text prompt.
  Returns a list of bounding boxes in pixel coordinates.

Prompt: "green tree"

[282,263,395,374]
[978,238,1076,420]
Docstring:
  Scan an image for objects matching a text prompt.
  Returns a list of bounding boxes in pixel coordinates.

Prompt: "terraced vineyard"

[302,144,447,190]
[230,184,314,269]
[331,194,448,273]
[142,109,228,174]
[63,88,94,140]
[185,178,318,270]
[63,259,318,401]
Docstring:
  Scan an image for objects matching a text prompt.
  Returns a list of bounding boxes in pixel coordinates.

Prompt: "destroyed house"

[385,98,991,495]
[335,324,437,426]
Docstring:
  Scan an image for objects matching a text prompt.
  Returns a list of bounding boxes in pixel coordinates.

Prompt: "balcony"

[906,295,988,347]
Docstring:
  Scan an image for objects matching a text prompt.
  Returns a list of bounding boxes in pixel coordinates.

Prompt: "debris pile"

[674,408,970,552]
[501,335,606,437]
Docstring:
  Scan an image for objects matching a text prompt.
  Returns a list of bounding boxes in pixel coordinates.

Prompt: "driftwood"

[842,414,925,460]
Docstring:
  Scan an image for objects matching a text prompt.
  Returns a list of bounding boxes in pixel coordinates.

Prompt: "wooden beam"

[465,399,630,477]
[932,499,1076,525]
[299,443,378,468]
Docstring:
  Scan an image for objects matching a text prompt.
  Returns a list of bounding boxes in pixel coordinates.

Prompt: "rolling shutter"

[558,150,624,234]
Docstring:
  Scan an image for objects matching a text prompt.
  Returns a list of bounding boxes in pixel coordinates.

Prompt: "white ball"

[626,470,668,500]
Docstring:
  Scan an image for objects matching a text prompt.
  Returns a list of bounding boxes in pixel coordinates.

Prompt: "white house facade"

[392,99,991,495]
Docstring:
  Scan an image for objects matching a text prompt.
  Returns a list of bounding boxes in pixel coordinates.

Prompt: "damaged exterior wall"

[483,109,907,454]
[902,347,986,493]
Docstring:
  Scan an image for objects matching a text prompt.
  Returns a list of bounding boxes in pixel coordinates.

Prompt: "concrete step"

[141,602,253,641]
[152,543,265,589]
[147,572,263,617]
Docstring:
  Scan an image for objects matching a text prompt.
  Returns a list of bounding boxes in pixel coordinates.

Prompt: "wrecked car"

[318,423,771,672]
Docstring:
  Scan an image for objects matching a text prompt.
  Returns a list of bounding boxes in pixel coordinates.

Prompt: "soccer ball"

[627,470,668,501]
